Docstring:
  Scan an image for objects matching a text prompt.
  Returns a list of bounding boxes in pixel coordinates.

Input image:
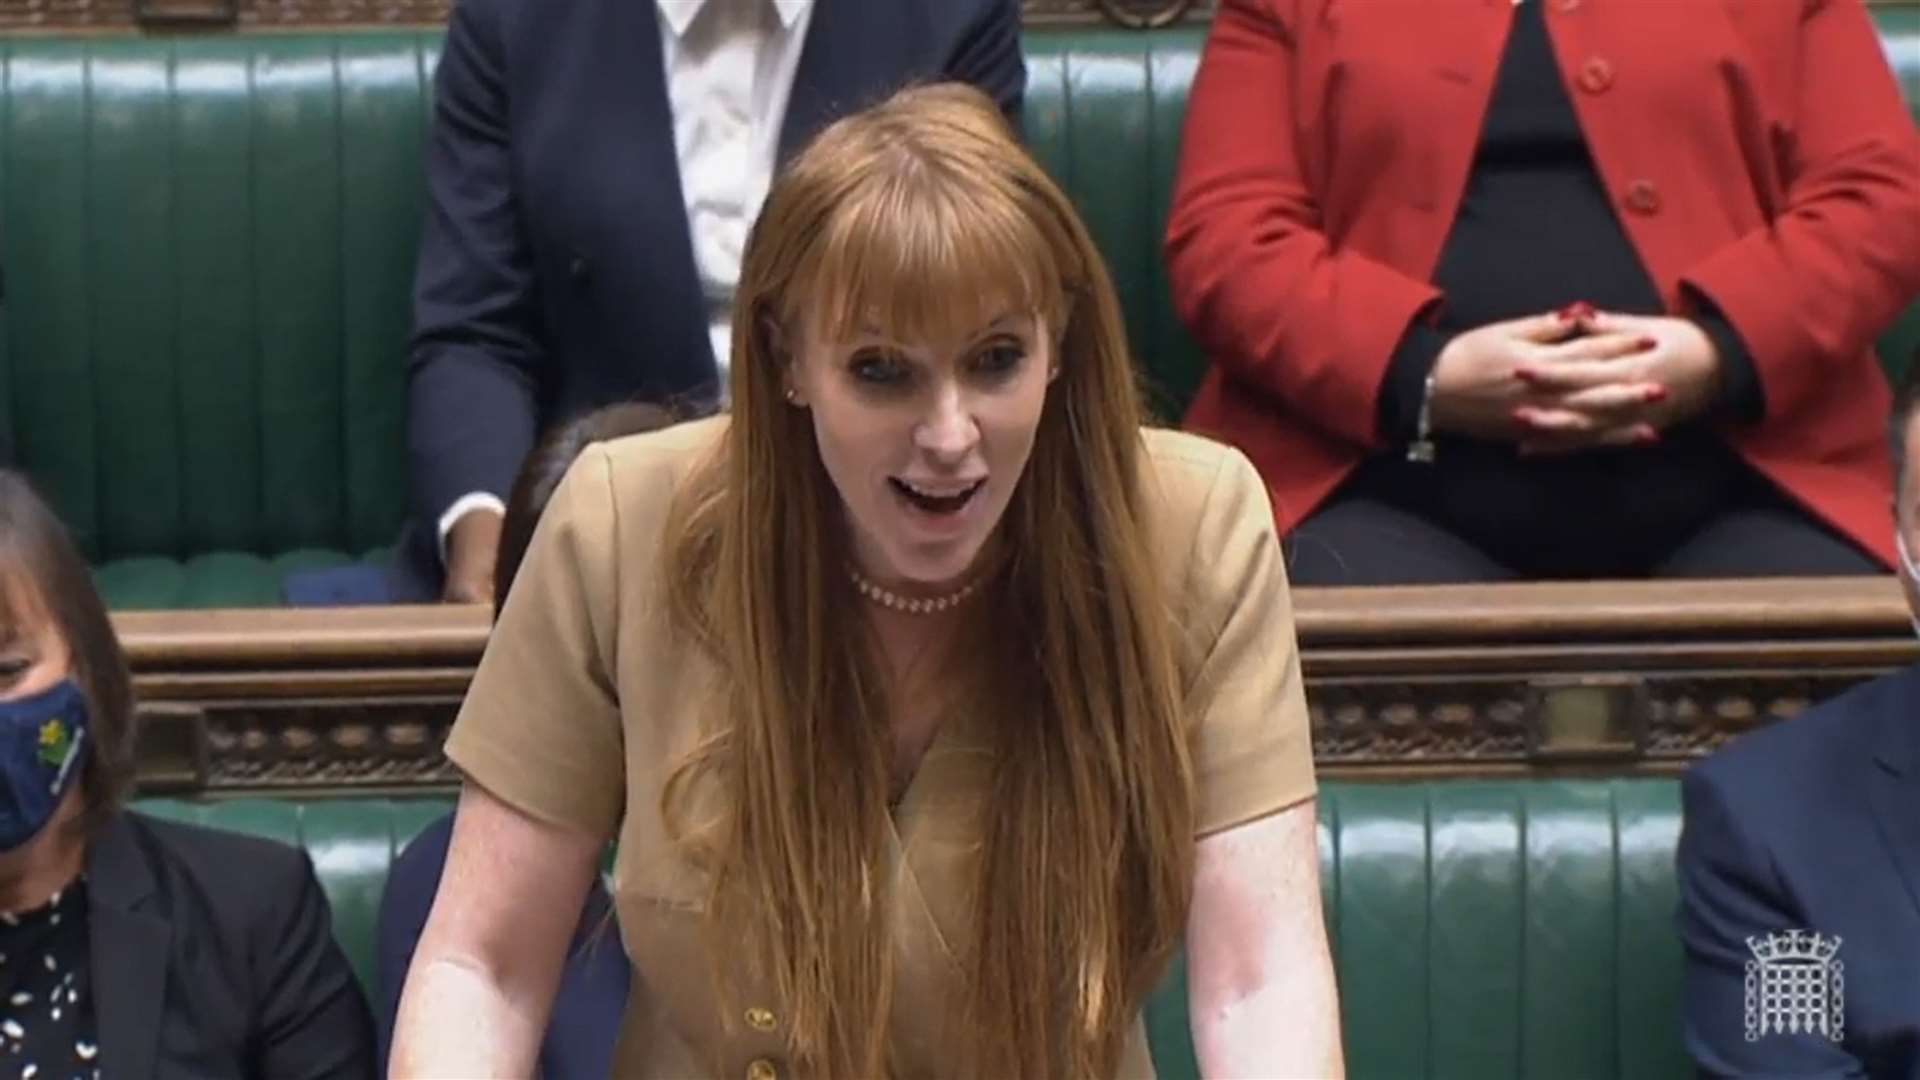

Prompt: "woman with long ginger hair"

[390,83,1342,1079]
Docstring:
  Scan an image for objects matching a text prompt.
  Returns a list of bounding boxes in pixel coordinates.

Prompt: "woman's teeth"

[890,477,984,514]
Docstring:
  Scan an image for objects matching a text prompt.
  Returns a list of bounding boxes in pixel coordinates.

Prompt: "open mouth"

[889,477,986,515]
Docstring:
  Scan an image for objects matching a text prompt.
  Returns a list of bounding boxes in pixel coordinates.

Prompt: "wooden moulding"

[115,576,1919,795]
[6,0,1918,40]
[0,0,1216,34]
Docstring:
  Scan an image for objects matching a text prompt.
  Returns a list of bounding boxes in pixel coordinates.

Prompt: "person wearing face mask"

[1676,360,1920,1078]
[390,84,1343,1079]
[0,471,376,1079]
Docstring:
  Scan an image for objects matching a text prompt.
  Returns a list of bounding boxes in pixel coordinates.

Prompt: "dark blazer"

[403,0,1026,589]
[89,810,376,1079]
[1678,665,1920,1078]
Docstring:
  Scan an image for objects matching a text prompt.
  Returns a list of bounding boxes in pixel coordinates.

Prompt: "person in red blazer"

[1167,0,1920,584]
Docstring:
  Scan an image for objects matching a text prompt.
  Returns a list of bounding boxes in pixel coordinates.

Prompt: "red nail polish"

[1634,428,1661,445]
[1514,367,1539,384]
[1636,335,1659,350]
[1511,407,1537,428]
[1558,301,1596,322]
[1645,385,1669,403]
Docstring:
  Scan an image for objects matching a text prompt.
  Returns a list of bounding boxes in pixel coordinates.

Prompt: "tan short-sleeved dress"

[444,415,1315,1080]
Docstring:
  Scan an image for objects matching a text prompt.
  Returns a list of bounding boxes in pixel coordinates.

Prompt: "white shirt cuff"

[436,492,508,566]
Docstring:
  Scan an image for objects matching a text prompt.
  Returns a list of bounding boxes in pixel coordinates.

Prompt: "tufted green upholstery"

[136,778,1685,1080]
[5,20,1919,606]
[0,34,441,608]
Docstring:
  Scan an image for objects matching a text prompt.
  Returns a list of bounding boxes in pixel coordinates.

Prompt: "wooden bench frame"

[118,576,1918,795]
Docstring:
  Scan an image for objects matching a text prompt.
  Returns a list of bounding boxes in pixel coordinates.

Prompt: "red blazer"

[1166,0,1920,568]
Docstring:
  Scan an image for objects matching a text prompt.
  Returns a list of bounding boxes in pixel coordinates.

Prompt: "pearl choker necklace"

[849,566,981,615]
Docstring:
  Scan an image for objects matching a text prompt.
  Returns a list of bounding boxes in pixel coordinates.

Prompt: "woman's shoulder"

[1137,427,1279,601]
[551,414,728,535]
[591,414,729,497]
[112,809,314,892]
[1139,427,1268,521]
[95,810,320,940]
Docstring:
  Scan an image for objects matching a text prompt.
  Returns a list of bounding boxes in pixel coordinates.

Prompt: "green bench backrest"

[138,777,1685,1080]
[1,35,438,567]
[5,20,1918,585]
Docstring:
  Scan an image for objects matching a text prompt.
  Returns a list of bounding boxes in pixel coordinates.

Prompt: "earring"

[783,387,798,403]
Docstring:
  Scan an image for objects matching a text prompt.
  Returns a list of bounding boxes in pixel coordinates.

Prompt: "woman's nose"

[914,385,979,460]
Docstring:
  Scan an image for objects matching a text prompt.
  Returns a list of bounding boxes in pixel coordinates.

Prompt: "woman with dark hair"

[392,84,1340,1078]
[0,471,374,1078]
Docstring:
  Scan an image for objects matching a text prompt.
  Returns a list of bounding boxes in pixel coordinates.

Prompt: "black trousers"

[1286,428,1881,586]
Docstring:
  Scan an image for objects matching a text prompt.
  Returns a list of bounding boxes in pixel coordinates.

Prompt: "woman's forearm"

[389,953,546,1078]
[1188,803,1345,1079]
[1191,956,1345,1080]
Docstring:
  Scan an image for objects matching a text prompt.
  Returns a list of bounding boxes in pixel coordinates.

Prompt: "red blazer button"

[1580,57,1614,93]
[1624,180,1662,214]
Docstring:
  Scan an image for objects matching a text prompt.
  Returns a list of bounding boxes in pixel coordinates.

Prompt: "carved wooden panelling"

[2,0,1211,33]
[110,578,1920,794]
[126,668,1900,793]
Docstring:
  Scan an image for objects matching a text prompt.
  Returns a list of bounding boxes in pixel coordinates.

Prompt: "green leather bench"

[138,777,1687,1079]
[6,19,1920,607]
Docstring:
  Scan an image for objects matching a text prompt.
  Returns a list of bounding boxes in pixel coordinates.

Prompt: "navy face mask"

[0,680,89,853]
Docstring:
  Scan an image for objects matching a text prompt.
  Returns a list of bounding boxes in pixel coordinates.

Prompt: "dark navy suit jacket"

[1679,664,1920,1078]
[400,0,1025,593]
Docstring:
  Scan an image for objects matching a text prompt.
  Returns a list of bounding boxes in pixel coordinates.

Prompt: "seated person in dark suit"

[375,402,672,1079]
[1677,363,1920,1078]
[0,469,375,1079]
[404,0,1025,605]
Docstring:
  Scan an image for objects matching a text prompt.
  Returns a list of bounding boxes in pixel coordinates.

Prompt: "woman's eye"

[0,658,28,688]
[850,352,911,387]
[973,343,1027,379]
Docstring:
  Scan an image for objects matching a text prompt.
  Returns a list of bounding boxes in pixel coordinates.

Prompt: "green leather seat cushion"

[94,547,391,609]
[137,778,1685,1080]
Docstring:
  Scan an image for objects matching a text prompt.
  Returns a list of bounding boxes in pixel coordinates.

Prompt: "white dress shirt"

[439,0,813,557]
[662,0,814,384]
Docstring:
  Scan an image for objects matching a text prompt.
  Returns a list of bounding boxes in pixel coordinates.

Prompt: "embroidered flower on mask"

[36,720,68,769]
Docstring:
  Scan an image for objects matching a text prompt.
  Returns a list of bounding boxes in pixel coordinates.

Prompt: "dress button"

[1624,179,1662,214]
[1579,57,1614,93]
[746,1059,779,1080]
[745,1006,777,1032]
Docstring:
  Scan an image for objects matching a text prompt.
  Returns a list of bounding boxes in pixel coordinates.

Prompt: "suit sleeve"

[945,0,1025,126]
[1676,766,1868,1078]
[1164,0,1440,448]
[250,850,379,1080]
[406,0,543,527]
[1679,0,1920,424]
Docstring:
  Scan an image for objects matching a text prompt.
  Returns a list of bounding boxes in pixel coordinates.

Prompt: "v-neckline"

[880,702,984,977]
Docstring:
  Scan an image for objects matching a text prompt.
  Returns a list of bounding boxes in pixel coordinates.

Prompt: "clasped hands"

[1426,303,1722,455]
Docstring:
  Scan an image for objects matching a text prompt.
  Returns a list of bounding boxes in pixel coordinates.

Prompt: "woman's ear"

[759,310,807,406]
[1047,309,1070,383]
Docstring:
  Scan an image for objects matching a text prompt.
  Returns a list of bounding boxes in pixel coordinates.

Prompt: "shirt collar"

[770,0,807,29]
[657,0,809,38]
